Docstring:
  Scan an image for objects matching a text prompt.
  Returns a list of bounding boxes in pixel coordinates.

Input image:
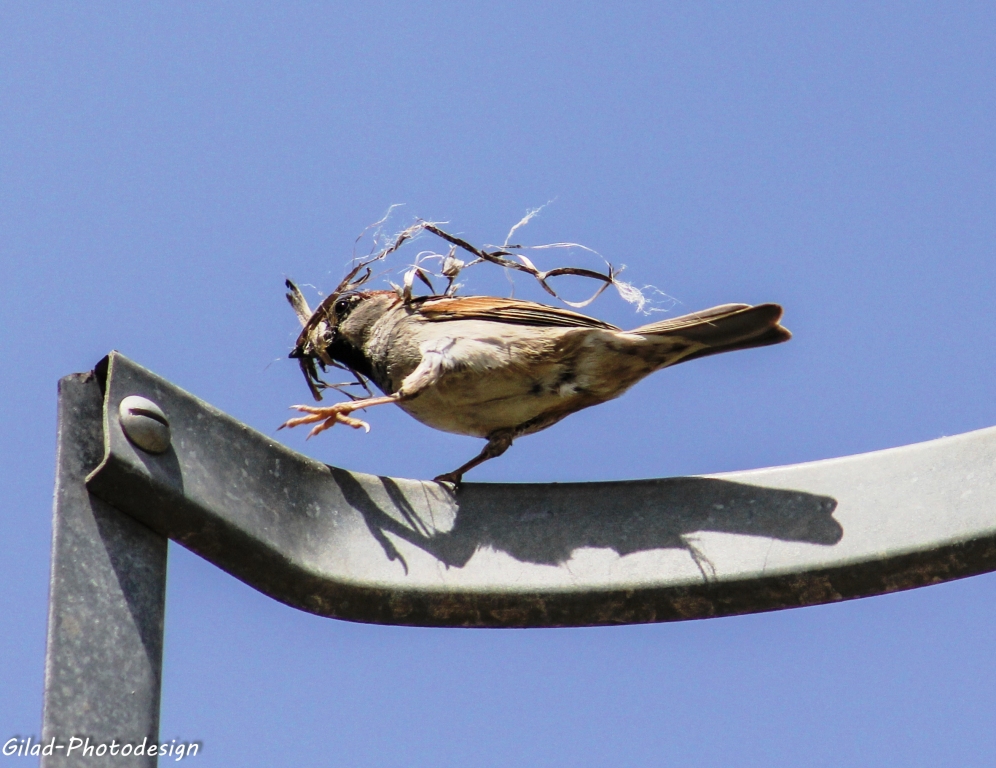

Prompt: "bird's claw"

[280,404,371,437]
[432,471,462,487]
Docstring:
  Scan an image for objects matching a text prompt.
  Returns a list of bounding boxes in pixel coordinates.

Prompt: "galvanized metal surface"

[81,352,996,627]
[42,372,168,766]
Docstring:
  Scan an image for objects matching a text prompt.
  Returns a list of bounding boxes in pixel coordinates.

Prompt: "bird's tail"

[629,303,791,363]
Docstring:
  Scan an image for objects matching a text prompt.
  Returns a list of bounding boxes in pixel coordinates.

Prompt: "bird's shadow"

[331,469,841,575]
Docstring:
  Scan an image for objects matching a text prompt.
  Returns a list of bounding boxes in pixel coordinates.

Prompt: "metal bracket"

[84,351,996,626]
[42,351,996,763]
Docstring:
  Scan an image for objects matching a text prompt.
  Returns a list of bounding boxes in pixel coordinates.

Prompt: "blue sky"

[3,2,996,765]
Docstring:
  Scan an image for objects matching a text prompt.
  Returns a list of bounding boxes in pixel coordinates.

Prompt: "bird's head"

[285,281,397,400]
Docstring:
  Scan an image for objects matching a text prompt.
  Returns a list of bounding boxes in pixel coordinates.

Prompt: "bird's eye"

[334,297,351,316]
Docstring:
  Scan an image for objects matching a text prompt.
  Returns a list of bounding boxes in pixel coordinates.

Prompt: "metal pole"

[40,372,168,767]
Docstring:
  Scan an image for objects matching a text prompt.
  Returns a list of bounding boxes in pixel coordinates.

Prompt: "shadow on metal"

[337,472,841,571]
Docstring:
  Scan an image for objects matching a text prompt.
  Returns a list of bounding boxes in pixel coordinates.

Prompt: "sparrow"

[281,288,790,483]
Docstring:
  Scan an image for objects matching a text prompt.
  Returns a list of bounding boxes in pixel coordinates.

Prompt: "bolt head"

[118,395,171,454]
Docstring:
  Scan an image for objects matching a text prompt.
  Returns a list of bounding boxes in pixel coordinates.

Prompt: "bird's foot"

[280,404,371,438]
[432,471,463,487]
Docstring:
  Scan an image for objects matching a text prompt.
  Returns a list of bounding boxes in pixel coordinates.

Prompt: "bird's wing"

[417,295,620,330]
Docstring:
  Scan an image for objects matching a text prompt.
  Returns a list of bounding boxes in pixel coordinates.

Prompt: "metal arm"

[83,352,996,627]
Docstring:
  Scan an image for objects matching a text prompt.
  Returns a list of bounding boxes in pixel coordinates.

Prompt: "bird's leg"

[280,394,401,438]
[434,430,515,485]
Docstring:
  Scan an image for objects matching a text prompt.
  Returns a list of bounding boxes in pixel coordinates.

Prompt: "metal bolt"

[118,396,171,454]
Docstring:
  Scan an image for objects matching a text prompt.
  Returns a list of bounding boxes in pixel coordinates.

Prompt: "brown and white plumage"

[282,290,790,482]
